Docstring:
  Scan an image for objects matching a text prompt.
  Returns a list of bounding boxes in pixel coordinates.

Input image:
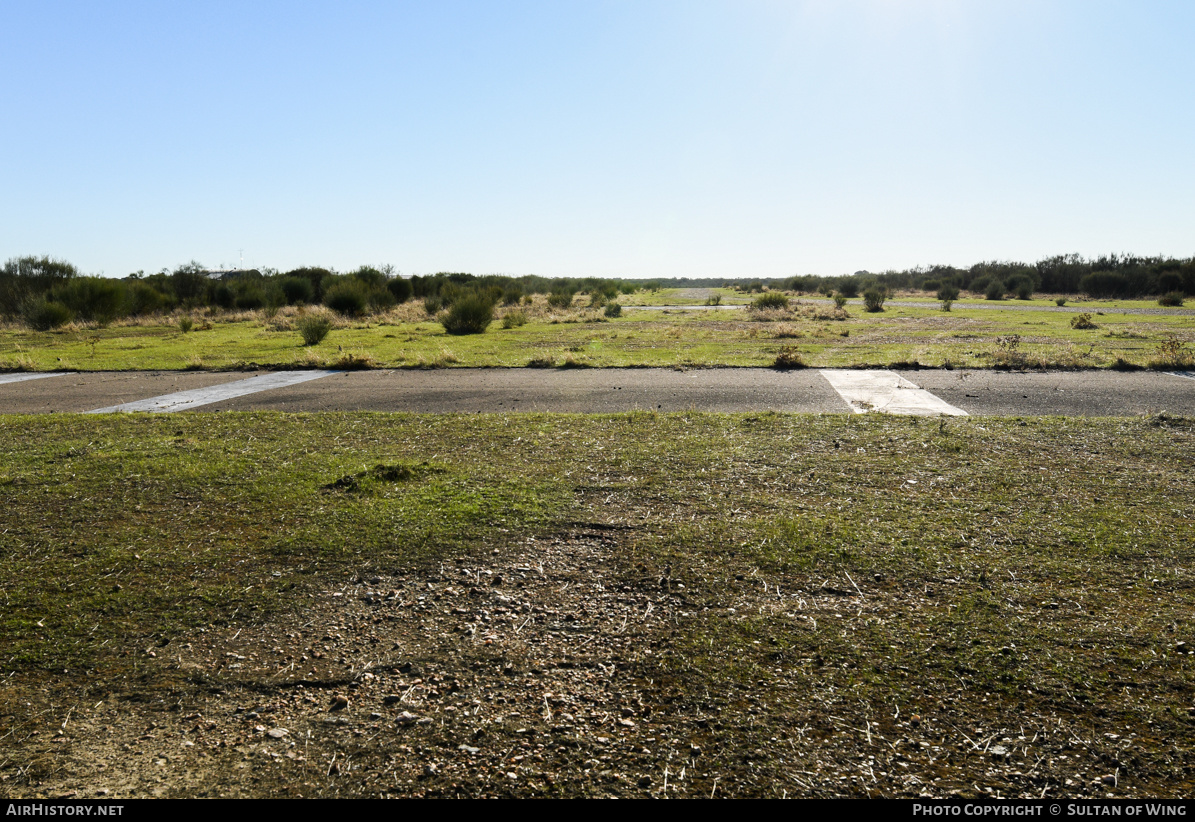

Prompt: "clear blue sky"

[3,0,1192,279]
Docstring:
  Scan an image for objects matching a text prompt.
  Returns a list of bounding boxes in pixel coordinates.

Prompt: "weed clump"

[1150,336,1194,369]
[502,310,528,329]
[335,349,378,369]
[442,294,495,335]
[323,462,446,493]
[1159,291,1185,307]
[832,293,848,310]
[296,315,332,346]
[993,335,1026,368]
[705,293,722,306]
[603,302,622,318]
[772,346,805,370]
[1070,313,1098,330]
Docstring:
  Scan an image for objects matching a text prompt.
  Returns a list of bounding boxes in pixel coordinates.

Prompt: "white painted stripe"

[1167,371,1195,381]
[0,372,73,385]
[87,370,340,413]
[820,369,968,416]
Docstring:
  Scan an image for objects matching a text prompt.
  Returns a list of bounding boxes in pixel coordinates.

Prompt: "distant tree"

[1,256,79,316]
[171,261,209,305]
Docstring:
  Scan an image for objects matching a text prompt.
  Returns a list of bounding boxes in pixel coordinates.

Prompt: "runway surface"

[1,368,1192,416]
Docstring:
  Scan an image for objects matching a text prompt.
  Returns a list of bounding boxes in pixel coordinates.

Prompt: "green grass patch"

[2,299,1193,371]
[3,411,1195,797]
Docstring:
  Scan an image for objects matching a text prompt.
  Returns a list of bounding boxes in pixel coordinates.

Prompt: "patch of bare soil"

[3,529,1190,798]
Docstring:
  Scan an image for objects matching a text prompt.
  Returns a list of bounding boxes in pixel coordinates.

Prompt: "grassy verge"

[2,412,1194,797]
[1,295,1192,372]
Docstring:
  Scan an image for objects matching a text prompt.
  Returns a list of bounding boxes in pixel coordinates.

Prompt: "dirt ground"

[4,524,1182,799]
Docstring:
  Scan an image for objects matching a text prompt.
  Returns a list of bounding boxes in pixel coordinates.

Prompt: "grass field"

[1,290,1192,372]
[3,411,1194,798]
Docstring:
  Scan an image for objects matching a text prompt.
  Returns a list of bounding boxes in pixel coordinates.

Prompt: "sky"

[2,0,1192,279]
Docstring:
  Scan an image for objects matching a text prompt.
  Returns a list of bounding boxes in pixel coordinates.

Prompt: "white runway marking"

[87,370,340,413]
[820,370,968,416]
[1167,371,1195,381]
[0,372,72,385]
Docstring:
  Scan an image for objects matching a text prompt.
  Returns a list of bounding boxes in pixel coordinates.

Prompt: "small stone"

[330,695,349,711]
[267,728,289,739]
[458,744,480,755]
[396,711,420,726]
[1101,774,1117,787]
[637,776,652,788]
[910,714,921,727]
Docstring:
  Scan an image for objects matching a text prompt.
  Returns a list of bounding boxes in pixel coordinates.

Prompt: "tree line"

[2,252,1191,330]
[0,258,643,330]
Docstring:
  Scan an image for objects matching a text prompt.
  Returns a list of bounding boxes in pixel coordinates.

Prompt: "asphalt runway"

[1,368,1192,416]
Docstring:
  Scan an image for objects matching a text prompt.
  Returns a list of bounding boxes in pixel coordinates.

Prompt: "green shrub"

[941,299,953,312]
[588,292,607,308]
[1015,281,1034,300]
[1070,313,1097,330]
[324,281,370,316]
[386,277,413,304]
[985,279,1006,300]
[53,277,123,324]
[547,291,574,309]
[126,282,171,316]
[1159,291,1185,307]
[706,293,722,306]
[862,288,886,312]
[366,285,397,312]
[234,286,266,310]
[178,316,194,333]
[279,276,314,305]
[25,299,74,330]
[936,284,960,302]
[604,302,622,318]
[832,293,848,310]
[1055,297,1068,306]
[442,294,494,335]
[212,283,236,309]
[296,315,332,346]
[423,296,442,316]
[752,292,790,310]
[502,310,528,329]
